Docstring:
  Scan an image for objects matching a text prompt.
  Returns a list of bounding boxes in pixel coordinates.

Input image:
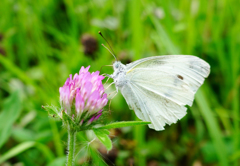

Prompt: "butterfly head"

[113,61,125,71]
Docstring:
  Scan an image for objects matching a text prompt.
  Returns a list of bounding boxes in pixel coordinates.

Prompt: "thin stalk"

[67,128,76,166]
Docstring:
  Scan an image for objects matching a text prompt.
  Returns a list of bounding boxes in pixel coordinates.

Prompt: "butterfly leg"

[101,73,113,78]
[104,81,115,91]
[106,74,113,78]
[103,77,111,86]
[99,65,113,74]
[108,90,118,113]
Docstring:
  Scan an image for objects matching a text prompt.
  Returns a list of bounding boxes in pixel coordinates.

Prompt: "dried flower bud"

[0,34,3,41]
[0,47,6,56]
[118,51,132,64]
[81,34,98,58]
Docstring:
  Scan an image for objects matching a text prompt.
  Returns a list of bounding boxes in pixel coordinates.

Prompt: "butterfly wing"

[120,55,210,130]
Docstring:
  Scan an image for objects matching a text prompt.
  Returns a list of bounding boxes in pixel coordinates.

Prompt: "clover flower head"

[59,66,108,126]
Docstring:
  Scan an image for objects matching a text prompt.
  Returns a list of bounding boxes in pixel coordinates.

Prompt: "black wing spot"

[177,75,184,80]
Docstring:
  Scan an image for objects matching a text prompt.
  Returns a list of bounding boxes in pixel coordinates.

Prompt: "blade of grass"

[49,119,64,157]
[0,141,55,164]
[195,87,229,166]
[145,3,180,54]
[228,10,240,166]
[130,0,143,60]
[130,1,146,165]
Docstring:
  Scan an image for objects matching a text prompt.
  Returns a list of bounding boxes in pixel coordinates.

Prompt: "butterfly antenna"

[98,31,117,60]
[99,64,113,74]
[101,44,117,60]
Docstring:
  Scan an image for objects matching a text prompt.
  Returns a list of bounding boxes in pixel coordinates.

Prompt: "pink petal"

[87,116,95,125]
[94,113,102,120]
[75,90,84,114]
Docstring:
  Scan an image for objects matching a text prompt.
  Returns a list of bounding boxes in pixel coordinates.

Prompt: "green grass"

[0,0,240,165]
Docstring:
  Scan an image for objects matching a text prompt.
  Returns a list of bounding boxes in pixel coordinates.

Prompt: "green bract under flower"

[59,66,108,127]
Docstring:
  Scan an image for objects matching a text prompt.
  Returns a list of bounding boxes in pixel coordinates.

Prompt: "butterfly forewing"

[126,55,210,92]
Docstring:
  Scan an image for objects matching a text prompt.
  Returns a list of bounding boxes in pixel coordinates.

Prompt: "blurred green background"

[0,0,240,166]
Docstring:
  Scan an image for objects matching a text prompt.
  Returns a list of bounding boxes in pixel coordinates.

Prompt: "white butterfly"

[108,55,210,131]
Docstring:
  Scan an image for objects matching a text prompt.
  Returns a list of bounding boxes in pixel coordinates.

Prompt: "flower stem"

[67,128,76,166]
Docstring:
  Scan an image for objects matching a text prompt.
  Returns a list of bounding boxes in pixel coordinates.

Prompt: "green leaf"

[42,105,60,118]
[99,129,110,135]
[93,129,112,151]
[96,121,151,130]
[0,91,22,148]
